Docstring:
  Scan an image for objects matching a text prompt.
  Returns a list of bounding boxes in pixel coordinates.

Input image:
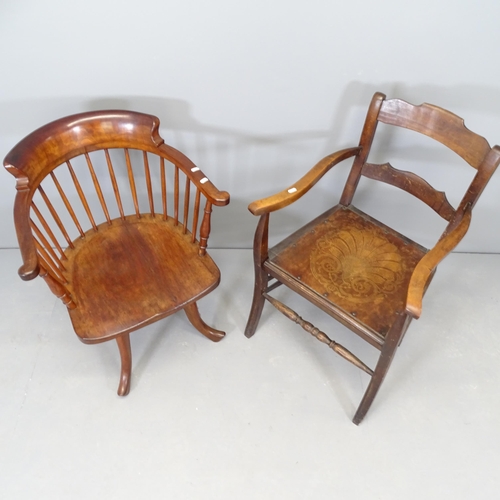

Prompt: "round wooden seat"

[63,214,220,343]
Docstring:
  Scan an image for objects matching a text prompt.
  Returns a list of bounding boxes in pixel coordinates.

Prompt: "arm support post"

[406,204,472,319]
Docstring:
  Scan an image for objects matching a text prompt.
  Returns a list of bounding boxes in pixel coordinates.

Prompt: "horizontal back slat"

[362,162,456,221]
[378,99,491,168]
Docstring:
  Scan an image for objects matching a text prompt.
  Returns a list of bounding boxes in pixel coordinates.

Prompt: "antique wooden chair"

[245,92,500,424]
[4,110,229,395]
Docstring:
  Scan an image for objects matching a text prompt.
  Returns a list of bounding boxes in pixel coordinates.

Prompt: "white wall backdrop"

[1,0,500,251]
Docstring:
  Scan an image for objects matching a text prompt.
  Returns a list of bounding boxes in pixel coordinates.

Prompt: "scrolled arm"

[248,147,361,216]
[184,168,230,207]
[406,204,472,319]
[198,183,230,207]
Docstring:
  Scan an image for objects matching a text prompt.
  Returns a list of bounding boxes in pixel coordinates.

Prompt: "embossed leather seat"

[245,92,500,424]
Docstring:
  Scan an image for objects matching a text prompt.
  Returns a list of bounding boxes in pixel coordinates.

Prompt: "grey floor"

[1,248,499,499]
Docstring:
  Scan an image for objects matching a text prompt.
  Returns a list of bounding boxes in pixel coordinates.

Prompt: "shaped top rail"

[4,109,229,206]
[5,111,161,184]
[378,98,491,169]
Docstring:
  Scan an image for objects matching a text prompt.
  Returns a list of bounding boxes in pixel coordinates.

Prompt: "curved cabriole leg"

[352,314,408,425]
[244,213,270,339]
[116,333,132,396]
[184,302,225,342]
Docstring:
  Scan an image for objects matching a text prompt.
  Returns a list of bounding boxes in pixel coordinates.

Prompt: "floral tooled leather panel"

[269,206,426,336]
[310,219,405,303]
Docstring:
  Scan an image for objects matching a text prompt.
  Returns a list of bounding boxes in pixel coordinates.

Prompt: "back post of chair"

[342,93,500,234]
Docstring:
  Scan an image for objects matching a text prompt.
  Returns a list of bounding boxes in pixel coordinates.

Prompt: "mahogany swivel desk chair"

[4,110,230,396]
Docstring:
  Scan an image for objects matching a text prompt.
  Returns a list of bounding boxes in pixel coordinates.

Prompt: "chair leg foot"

[353,352,397,424]
[184,302,225,342]
[244,268,268,339]
[353,376,383,425]
[244,293,265,338]
[352,315,408,424]
[116,333,132,396]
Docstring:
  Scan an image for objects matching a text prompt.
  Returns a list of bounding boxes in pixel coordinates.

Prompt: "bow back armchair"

[5,110,230,395]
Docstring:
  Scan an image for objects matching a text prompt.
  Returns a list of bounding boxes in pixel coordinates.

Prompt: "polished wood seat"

[65,215,221,341]
[4,110,229,395]
[245,92,500,424]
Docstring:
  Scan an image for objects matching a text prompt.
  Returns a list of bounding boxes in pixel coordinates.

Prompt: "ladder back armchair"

[245,92,500,424]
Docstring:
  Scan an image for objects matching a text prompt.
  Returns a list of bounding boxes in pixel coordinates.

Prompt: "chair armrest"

[406,204,472,319]
[199,183,230,207]
[18,258,39,281]
[248,147,361,215]
[158,143,230,207]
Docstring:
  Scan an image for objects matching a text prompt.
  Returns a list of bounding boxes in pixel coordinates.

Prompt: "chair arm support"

[248,147,361,215]
[406,205,472,319]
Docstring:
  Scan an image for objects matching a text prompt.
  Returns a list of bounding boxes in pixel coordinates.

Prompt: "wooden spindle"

[199,200,212,256]
[31,202,66,258]
[124,149,140,218]
[183,177,190,234]
[49,171,85,237]
[160,157,168,220]
[263,294,374,376]
[38,260,75,309]
[34,239,67,284]
[66,160,97,231]
[85,153,111,225]
[105,149,125,221]
[37,186,74,248]
[191,189,201,243]
[174,165,179,226]
[31,219,66,271]
[160,157,167,220]
[143,151,155,216]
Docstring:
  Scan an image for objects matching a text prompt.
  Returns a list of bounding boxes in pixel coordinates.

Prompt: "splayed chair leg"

[184,302,225,342]
[244,269,268,339]
[245,213,270,339]
[352,313,408,425]
[116,333,132,396]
